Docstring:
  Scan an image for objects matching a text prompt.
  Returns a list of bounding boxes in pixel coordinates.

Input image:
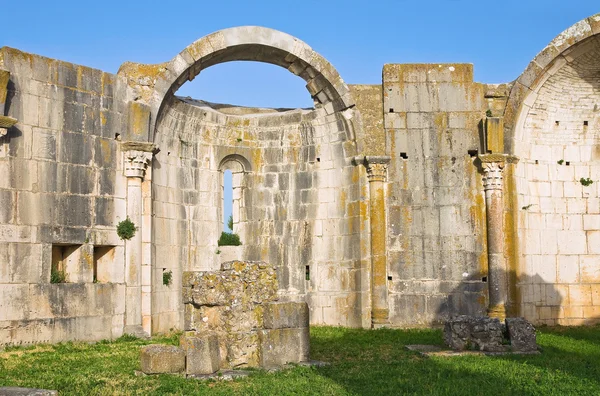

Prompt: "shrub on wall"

[117,217,136,240]
[218,232,242,246]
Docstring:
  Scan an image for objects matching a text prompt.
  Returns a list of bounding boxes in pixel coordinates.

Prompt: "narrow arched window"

[223,169,233,232]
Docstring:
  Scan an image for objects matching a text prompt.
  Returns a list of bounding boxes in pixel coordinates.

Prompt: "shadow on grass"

[309,326,600,395]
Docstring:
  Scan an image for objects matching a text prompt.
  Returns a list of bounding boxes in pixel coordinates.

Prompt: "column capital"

[122,141,157,179]
[478,154,519,191]
[355,156,391,183]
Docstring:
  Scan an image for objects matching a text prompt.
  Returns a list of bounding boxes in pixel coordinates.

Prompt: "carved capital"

[123,150,152,179]
[366,163,388,182]
[481,161,505,191]
[478,154,519,191]
[357,156,391,183]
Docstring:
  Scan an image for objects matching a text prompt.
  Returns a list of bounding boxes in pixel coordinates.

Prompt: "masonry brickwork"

[1,16,600,345]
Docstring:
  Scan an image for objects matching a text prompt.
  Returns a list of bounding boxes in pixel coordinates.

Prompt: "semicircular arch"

[504,13,600,153]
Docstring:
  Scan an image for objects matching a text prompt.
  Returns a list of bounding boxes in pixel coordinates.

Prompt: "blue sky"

[3,1,599,109]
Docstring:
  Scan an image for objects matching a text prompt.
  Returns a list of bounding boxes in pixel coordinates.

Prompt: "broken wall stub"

[182,260,309,369]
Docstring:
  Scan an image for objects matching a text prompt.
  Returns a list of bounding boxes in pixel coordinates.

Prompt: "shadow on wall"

[434,271,575,326]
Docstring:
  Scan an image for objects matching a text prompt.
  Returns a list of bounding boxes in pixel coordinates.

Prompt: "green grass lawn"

[1,325,600,395]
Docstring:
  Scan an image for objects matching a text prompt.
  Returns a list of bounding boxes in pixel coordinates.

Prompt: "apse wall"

[151,96,366,332]
[515,36,600,325]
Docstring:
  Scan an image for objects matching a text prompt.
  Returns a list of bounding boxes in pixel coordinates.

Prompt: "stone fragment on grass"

[180,332,221,375]
[140,345,185,374]
[443,315,505,352]
[505,317,537,352]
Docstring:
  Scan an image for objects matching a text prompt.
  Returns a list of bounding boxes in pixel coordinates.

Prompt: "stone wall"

[152,96,366,331]
[511,35,600,325]
[0,47,132,345]
[2,17,600,345]
[383,64,488,326]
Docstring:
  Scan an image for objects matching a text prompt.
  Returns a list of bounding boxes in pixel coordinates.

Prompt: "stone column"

[479,154,518,319]
[364,156,391,327]
[122,144,154,336]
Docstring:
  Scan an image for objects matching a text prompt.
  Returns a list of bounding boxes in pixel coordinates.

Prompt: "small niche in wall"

[467,149,478,157]
[51,245,80,283]
[555,121,560,126]
[93,246,115,283]
[400,152,408,160]
[387,276,393,281]
[305,265,310,281]
[566,161,571,166]
[389,108,394,113]
[481,276,488,283]
[535,160,539,165]
[584,121,589,126]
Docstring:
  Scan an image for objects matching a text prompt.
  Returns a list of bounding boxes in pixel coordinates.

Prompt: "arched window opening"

[218,157,249,248]
[223,169,234,232]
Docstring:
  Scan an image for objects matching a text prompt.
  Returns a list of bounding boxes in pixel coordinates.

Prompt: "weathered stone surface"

[258,328,310,368]
[443,316,506,352]
[180,332,220,375]
[140,345,185,374]
[0,388,57,396]
[505,317,537,352]
[263,302,309,329]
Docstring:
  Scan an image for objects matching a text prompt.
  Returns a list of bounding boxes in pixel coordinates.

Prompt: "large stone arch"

[503,13,600,325]
[128,27,368,332]
[118,26,356,137]
[504,13,600,153]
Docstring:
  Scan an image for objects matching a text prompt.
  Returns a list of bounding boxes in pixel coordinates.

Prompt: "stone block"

[180,333,220,375]
[258,328,310,367]
[505,317,537,352]
[263,302,309,329]
[443,315,505,352]
[140,345,185,374]
[0,387,58,395]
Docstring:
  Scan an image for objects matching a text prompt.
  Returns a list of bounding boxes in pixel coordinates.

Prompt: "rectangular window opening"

[467,149,478,157]
[535,160,539,164]
[481,276,488,283]
[555,121,560,126]
[387,275,393,281]
[305,265,310,281]
[400,152,408,160]
[389,108,394,113]
[93,246,116,283]
[584,121,589,126]
[51,245,80,283]
[566,161,571,166]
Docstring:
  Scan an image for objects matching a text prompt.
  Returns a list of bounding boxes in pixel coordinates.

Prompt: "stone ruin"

[2,15,600,347]
[140,261,310,376]
[443,315,537,353]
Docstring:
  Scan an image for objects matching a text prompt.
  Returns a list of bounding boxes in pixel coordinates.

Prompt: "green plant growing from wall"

[227,215,234,231]
[163,270,173,286]
[580,177,594,186]
[117,217,136,240]
[557,159,564,165]
[522,204,535,211]
[50,268,67,284]
[485,109,493,117]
